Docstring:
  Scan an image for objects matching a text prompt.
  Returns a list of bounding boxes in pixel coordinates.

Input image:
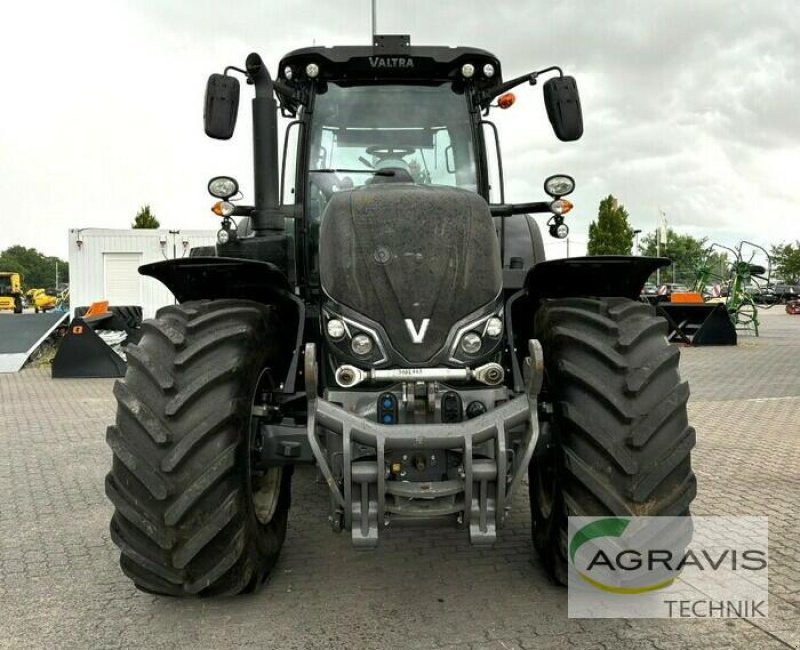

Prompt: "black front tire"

[106,299,293,596]
[529,297,696,584]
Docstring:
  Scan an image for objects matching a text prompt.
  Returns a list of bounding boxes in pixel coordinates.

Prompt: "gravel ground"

[1,308,798,649]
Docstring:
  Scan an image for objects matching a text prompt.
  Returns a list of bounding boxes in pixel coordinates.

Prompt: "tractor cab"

[201,35,583,292]
[277,36,501,217]
[302,82,479,220]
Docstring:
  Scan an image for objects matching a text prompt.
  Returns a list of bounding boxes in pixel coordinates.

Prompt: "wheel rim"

[248,368,283,526]
[252,466,283,525]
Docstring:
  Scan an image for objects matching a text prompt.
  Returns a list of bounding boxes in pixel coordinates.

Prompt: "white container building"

[67,228,217,319]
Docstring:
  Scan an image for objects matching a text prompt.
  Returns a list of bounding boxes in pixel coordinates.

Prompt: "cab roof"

[277,34,503,94]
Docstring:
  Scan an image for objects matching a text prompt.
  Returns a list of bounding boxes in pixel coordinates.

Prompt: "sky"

[1,0,797,261]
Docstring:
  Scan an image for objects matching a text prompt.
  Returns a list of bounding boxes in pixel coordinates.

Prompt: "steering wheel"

[365,145,416,161]
[311,172,354,199]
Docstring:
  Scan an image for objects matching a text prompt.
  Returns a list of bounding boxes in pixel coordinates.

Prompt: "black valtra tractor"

[106,35,696,595]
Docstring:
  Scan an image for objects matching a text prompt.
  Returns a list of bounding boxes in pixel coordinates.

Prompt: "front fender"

[140,257,305,393]
[139,256,289,303]
[525,256,670,301]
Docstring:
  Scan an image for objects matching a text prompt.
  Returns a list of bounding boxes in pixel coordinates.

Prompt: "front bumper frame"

[304,341,543,547]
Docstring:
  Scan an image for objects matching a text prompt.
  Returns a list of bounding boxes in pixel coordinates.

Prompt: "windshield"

[306,83,477,219]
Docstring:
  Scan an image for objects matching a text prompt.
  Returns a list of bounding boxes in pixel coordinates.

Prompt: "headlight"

[327,319,345,341]
[450,309,505,364]
[217,228,230,245]
[305,63,320,78]
[549,222,570,239]
[482,63,495,78]
[208,176,239,199]
[461,332,482,354]
[461,63,475,78]
[544,174,575,197]
[351,333,374,356]
[323,309,388,365]
[485,317,503,338]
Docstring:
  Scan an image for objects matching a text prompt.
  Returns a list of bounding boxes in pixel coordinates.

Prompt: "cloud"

[0,0,797,260]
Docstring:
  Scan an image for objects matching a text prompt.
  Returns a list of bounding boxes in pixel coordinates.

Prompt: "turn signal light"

[498,93,516,109]
[212,201,234,217]
[551,199,573,215]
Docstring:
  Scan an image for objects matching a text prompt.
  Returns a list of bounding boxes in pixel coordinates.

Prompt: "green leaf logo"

[570,517,677,595]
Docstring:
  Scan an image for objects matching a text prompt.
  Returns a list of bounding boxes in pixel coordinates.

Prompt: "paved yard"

[1,309,798,649]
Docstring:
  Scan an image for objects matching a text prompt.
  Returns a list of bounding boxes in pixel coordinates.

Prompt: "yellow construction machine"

[26,288,59,313]
[0,272,24,313]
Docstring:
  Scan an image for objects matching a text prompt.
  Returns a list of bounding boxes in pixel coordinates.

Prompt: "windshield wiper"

[309,168,396,176]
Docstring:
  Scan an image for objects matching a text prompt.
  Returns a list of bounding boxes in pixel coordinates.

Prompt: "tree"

[587,195,634,255]
[639,229,727,286]
[0,245,69,289]
[770,241,800,284]
[132,204,160,229]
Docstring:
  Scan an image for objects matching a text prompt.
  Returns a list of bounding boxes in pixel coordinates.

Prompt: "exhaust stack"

[245,53,283,233]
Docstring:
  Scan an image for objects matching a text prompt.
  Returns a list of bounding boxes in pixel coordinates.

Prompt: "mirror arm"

[224,64,301,106]
[531,65,564,83]
[478,72,534,107]
[490,202,553,217]
[478,66,564,107]
[224,65,248,77]
[232,205,302,219]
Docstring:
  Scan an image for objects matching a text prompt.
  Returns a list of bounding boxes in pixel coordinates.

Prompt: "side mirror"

[204,74,240,140]
[543,76,583,142]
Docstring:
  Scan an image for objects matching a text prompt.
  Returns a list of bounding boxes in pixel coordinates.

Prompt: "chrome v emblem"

[404,318,430,344]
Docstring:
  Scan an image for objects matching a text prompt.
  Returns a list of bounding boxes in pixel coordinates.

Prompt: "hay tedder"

[649,241,772,345]
[699,241,773,336]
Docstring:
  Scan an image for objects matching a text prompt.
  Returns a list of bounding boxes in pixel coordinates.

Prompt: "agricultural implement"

[52,303,142,378]
[702,241,773,336]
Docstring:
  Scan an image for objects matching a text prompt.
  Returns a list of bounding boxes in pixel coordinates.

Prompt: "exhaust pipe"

[245,53,283,233]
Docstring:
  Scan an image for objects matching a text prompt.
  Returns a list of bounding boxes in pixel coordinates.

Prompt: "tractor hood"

[319,184,501,364]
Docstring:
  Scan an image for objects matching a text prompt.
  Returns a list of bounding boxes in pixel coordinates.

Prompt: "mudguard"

[525,256,670,301]
[140,257,304,393]
[139,256,289,303]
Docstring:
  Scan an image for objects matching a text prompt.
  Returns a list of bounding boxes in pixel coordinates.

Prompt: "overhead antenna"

[371,0,377,40]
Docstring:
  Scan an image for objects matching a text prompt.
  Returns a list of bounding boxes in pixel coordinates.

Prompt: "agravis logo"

[567,516,769,618]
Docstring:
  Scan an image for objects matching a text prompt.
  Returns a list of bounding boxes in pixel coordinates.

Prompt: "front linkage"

[304,341,544,546]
